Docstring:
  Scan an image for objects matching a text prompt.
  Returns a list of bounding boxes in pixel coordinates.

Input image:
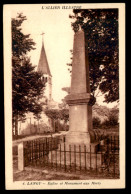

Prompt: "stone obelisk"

[65,30,92,145]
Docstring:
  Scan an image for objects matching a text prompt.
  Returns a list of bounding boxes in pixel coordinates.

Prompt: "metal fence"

[24,135,119,178]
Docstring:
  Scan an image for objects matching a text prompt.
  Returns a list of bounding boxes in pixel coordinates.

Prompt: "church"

[37,33,59,109]
[18,34,59,135]
[37,33,52,105]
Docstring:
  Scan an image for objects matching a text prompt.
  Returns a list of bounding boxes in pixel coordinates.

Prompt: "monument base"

[65,131,90,145]
[48,142,102,170]
[65,131,99,153]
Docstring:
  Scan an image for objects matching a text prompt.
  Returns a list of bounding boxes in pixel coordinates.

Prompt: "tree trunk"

[14,114,18,136]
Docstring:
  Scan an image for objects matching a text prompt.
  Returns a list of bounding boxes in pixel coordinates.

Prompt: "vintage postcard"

[4,3,125,189]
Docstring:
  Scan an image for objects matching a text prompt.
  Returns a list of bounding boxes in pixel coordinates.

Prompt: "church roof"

[37,41,51,76]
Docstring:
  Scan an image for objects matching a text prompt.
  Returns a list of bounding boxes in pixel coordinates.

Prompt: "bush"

[102,114,118,128]
[93,117,101,128]
[107,114,118,126]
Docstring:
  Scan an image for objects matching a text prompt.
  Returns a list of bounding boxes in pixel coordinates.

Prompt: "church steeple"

[37,33,51,76]
[37,33,52,103]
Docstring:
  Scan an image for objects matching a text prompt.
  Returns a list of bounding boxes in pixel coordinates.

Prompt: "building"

[18,34,59,135]
[37,34,59,109]
[37,34,52,105]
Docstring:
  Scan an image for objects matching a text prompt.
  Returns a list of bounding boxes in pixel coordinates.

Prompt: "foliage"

[102,111,118,127]
[69,9,119,104]
[102,116,118,127]
[44,108,69,122]
[93,114,118,129]
[93,105,119,128]
[92,103,110,121]
[12,13,45,133]
[44,109,59,120]
[12,13,35,57]
[60,109,69,122]
[93,117,101,128]
[45,104,118,128]
[108,114,118,126]
[92,103,119,127]
[12,57,45,120]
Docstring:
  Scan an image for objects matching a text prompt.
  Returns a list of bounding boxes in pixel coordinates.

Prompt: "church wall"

[43,74,52,103]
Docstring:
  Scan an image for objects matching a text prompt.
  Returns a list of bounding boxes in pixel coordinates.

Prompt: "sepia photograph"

[4,3,125,189]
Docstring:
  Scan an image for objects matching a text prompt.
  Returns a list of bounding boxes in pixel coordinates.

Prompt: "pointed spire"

[41,32,45,44]
[37,33,51,76]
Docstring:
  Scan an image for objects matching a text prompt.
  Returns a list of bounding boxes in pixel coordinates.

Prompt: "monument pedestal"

[48,142,102,170]
[65,134,99,153]
[65,93,98,151]
[65,131,91,145]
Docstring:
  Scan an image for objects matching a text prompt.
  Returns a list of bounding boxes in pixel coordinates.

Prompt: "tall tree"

[12,13,45,135]
[68,9,119,104]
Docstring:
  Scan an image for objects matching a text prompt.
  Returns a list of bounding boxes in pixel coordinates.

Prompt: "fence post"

[96,150,97,173]
[74,145,76,172]
[18,142,24,171]
[39,140,40,159]
[113,136,116,177]
[64,143,66,171]
[60,144,61,169]
[51,138,53,168]
[114,136,116,151]
[79,145,81,172]
[111,136,112,151]
[43,141,45,166]
[84,145,86,171]
[58,120,60,132]
[90,145,91,170]
[56,145,57,170]
[69,145,71,170]
[31,141,33,163]
[30,117,31,134]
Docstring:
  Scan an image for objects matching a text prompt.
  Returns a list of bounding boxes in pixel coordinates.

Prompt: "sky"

[11,5,73,103]
[10,4,118,108]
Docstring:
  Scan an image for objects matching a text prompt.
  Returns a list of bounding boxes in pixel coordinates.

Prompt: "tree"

[12,13,45,135]
[44,108,69,123]
[68,9,119,104]
[12,13,35,58]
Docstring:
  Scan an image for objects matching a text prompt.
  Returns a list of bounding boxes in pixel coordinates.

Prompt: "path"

[13,131,68,147]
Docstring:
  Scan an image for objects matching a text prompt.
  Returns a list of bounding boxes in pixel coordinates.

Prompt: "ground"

[13,163,118,181]
[13,128,119,181]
